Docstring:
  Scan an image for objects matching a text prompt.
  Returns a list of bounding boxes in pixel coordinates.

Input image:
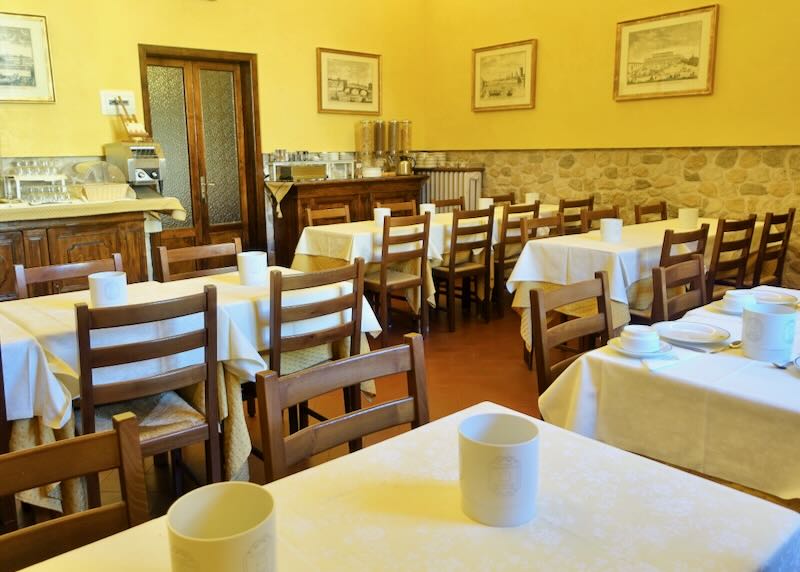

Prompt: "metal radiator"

[417,168,483,210]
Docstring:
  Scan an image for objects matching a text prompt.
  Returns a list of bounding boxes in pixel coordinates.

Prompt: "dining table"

[0,267,381,510]
[540,285,800,500]
[292,202,559,309]
[22,401,800,571]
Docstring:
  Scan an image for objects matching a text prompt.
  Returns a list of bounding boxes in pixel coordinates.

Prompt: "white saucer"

[754,291,798,306]
[652,321,730,345]
[609,338,673,358]
[709,301,742,315]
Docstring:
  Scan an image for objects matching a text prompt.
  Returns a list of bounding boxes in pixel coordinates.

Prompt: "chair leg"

[496,271,505,319]
[154,452,169,467]
[447,279,456,332]
[421,285,429,336]
[1,495,17,533]
[483,271,491,323]
[379,290,390,347]
[299,400,310,429]
[205,424,222,484]
[343,386,363,452]
[170,449,184,498]
[86,472,102,508]
[246,396,256,418]
[288,406,299,434]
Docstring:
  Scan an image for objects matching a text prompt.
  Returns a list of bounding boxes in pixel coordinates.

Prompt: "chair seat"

[77,391,205,444]
[432,261,486,276]
[365,269,420,289]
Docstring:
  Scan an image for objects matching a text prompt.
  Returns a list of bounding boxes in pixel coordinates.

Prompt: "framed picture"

[317,47,380,115]
[0,12,55,103]
[614,5,719,101]
[472,39,536,112]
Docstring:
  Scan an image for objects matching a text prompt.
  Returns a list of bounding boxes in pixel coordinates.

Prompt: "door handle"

[199,176,215,202]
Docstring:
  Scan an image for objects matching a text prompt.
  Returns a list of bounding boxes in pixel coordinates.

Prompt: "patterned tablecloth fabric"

[540,286,800,500]
[23,402,800,571]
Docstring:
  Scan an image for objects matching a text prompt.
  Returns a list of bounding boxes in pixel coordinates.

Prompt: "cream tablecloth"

[24,402,800,571]
[0,197,186,222]
[540,286,800,499]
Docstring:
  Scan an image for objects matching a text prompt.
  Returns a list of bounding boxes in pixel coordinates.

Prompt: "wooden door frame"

[138,44,265,251]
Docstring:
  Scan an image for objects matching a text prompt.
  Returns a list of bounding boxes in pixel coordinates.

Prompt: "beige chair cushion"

[76,391,206,443]
[365,269,420,287]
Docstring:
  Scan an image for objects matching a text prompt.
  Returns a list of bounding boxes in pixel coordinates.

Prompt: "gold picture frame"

[614,4,719,101]
[0,12,55,103]
[317,47,380,115]
[472,39,537,112]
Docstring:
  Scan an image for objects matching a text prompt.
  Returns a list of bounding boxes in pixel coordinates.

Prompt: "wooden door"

[144,57,249,260]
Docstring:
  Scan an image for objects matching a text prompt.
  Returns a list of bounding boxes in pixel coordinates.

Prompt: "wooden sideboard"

[0,212,148,300]
[271,175,427,266]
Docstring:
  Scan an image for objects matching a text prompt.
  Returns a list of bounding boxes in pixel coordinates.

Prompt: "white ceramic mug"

[478,197,494,210]
[459,413,539,527]
[600,218,623,243]
[237,251,268,286]
[88,271,128,308]
[167,482,277,572]
[742,303,797,362]
[374,207,391,230]
[678,208,699,229]
[722,289,757,313]
[620,325,660,352]
[419,203,436,216]
[525,192,540,205]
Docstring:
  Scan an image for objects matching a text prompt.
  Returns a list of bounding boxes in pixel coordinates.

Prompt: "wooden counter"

[270,175,427,266]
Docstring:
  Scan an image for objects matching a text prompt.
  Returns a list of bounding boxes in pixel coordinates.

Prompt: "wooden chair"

[652,255,708,323]
[750,208,796,287]
[256,333,429,483]
[520,213,565,244]
[156,238,242,282]
[579,206,621,233]
[0,343,15,534]
[14,254,124,299]
[559,196,594,234]
[266,260,366,441]
[0,412,149,571]
[433,197,464,211]
[494,202,541,317]
[530,271,613,397]
[635,201,668,224]
[432,207,494,332]
[490,192,515,206]
[365,214,430,345]
[306,205,351,227]
[375,199,417,216]
[76,286,221,507]
[706,215,757,300]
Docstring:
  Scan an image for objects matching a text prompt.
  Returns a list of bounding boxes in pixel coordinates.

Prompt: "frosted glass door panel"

[199,69,242,226]
[146,65,193,229]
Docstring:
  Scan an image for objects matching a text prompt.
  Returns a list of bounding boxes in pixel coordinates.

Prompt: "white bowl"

[620,325,660,353]
[722,289,756,313]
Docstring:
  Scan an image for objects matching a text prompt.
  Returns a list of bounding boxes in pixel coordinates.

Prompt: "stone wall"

[447,146,800,287]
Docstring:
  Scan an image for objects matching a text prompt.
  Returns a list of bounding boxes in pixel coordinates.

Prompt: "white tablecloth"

[24,402,800,571]
[507,218,720,304]
[540,286,800,499]
[0,269,381,428]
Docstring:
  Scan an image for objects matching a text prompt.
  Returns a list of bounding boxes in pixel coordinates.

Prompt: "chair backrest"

[635,201,668,224]
[652,255,708,323]
[433,197,464,211]
[659,223,710,266]
[376,214,431,292]
[529,271,613,396]
[257,333,429,482]
[376,199,417,216]
[306,205,351,227]
[580,206,621,233]
[496,202,540,267]
[0,412,149,570]
[75,286,220,487]
[752,208,796,287]
[520,213,565,244]
[14,254,124,299]
[559,196,595,234]
[447,207,495,272]
[706,215,757,294]
[268,260,365,376]
[156,238,242,282]
[490,192,515,206]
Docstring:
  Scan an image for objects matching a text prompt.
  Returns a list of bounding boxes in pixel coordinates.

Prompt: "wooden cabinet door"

[47,224,121,293]
[0,231,23,301]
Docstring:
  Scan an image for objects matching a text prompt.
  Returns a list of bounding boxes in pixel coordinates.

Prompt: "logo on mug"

[489,455,521,497]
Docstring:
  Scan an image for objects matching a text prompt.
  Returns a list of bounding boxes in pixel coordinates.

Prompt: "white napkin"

[642,346,702,371]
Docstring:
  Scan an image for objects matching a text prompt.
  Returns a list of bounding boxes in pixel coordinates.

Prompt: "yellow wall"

[422,0,800,149]
[1,0,799,156]
[0,0,426,157]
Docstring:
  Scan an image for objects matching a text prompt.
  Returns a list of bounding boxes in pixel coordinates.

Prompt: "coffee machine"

[104,142,166,198]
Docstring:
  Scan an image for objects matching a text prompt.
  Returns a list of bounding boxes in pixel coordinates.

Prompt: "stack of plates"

[415,152,447,168]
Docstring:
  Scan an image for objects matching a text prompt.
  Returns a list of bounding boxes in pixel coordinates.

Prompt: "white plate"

[609,338,673,358]
[754,291,798,306]
[652,321,731,345]
[709,301,742,315]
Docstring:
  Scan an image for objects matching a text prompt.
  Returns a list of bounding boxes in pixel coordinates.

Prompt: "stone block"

[604,166,618,179]
[632,165,649,177]
[558,154,575,169]
[768,180,792,197]
[684,169,700,181]
[749,167,770,184]
[685,153,708,170]
[642,153,664,164]
[739,183,767,195]
[715,149,739,168]
[634,179,651,190]
[725,169,747,184]
[653,175,676,188]
[763,148,787,168]
[738,149,761,168]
